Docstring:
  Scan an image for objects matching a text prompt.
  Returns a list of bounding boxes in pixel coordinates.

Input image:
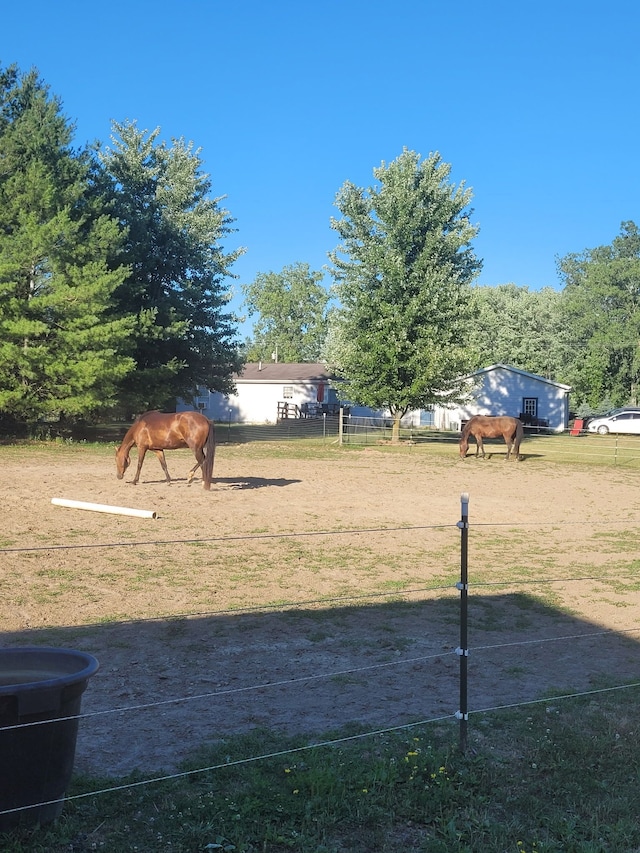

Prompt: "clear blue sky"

[3,1,639,337]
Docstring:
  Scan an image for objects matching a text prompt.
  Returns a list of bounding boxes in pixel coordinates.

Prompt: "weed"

[6,690,640,851]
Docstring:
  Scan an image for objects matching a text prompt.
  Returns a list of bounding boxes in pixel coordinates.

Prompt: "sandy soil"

[1,440,640,778]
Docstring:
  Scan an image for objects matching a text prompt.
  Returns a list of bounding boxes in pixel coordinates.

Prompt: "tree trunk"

[392,413,401,443]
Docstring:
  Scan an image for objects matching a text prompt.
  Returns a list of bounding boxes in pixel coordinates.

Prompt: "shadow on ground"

[2,592,638,777]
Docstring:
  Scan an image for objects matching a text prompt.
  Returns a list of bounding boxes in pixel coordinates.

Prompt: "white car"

[587,408,640,435]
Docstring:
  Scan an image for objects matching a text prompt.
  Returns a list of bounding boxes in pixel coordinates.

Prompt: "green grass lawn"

[4,686,640,852]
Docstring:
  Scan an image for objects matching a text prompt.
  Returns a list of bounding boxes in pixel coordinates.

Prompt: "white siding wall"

[178,365,570,430]
[179,382,325,423]
[432,367,569,432]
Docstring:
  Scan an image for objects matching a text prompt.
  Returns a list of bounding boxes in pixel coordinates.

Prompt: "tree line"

[0,63,242,430]
[246,157,640,426]
[1,62,638,434]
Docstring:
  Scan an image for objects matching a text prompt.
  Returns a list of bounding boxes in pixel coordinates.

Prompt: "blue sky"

[3,1,639,337]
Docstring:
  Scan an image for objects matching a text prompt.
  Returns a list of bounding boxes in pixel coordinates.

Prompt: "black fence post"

[456,492,470,753]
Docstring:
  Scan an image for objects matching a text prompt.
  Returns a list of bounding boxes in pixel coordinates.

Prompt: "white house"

[341,364,571,433]
[178,362,339,424]
[179,362,571,432]
[430,364,571,433]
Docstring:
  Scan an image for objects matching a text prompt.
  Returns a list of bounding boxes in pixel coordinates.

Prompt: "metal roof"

[467,363,571,391]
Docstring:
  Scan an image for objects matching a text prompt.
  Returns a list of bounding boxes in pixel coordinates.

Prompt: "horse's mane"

[460,418,475,438]
[133,410,161,423]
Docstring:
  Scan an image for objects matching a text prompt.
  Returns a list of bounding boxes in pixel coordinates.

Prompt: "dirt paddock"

[1,440,640,777]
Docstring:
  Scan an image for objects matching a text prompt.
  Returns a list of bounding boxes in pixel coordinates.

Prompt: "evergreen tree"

[0,64,134,425]
[98,121,244,414]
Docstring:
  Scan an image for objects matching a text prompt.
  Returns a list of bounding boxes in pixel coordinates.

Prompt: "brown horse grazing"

[459,415,523,461]
[115,411,216,489]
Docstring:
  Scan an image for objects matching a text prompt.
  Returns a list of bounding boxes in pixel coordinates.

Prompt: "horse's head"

[459,435,469,459]
[115,446,130,479]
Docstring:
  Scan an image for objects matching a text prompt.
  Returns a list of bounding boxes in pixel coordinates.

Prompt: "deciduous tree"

[558,221,640,408]
[466,283,565,379]
[242,262,329,362]
[327,149,481,440]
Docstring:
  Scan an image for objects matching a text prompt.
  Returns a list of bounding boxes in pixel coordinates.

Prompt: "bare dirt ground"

[1,440,640,778]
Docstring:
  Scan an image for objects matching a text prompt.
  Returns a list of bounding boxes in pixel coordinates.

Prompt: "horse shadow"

[461,452,523,461]
[213,477,301,491]
[472,452,548,462]
[131,476,302,490]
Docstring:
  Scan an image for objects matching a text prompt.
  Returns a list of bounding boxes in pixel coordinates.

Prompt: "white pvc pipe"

[51,498,157,519]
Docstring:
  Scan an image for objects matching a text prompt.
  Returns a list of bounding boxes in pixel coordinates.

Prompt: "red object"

[570,418,584,436]
[316,382,325,403]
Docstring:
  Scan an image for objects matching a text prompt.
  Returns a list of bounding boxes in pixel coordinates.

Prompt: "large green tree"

[0,64,134,425]
[327,149,481,439]
[557,221,640,409]
[466,283,566,378]
[97,121,244,414]
[242,262,329,362]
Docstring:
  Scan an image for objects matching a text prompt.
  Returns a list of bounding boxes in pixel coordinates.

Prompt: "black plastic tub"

[0,647,99,829]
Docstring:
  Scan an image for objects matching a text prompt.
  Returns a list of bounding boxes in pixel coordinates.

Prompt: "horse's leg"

[506,428,519,460]
[153,450,172,483]
[186,448,206,485]
[476,436,485,459]
[132,448,148,485]
[513,421,524,461]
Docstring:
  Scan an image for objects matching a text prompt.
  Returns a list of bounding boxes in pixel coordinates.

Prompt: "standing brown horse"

[115,411,216,489]
[459,415,523,461]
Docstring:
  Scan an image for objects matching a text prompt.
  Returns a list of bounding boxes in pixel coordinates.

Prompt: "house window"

[420,407,434,427]
[522,398,538,418]
[283,386,293,399]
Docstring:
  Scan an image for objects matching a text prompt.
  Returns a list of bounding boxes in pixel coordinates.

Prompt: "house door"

[522,398,538,421]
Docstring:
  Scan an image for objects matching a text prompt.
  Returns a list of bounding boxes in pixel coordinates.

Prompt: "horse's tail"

[513,418,524,460]
[202,419,216,490]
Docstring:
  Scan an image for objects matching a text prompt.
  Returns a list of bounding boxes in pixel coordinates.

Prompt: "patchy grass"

[1,436,639,850]
[4,688,640,852]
